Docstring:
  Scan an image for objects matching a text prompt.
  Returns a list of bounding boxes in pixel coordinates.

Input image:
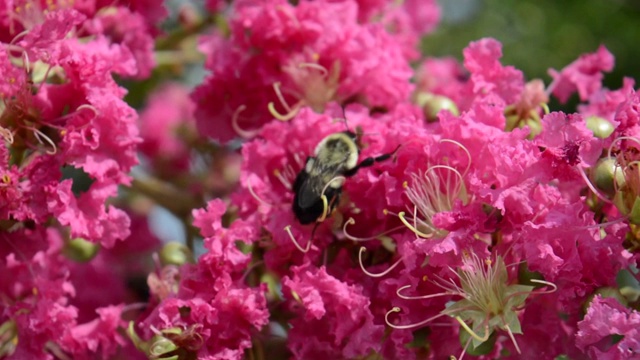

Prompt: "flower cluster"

[2,1,640,360]
[1,1,165,359]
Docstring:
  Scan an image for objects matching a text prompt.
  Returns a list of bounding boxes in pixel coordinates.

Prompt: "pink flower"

[82,6,156,79]
[577,296,640,359]
[415,57,472,110]
[612,88,640,134]
[548,45,615,103]
[60,305,128,360]
[192,0,414,143]
[138,83,197,176]
[283,264,384,359]
[134,199,268,359]
[1,227,138,359]
[232,103,422,273]
[536,111,603,173]
[515,200,630,306]
[137,275,269,360]
[579,77,636,122]
[463,38,524,105]
[192,199,256,276]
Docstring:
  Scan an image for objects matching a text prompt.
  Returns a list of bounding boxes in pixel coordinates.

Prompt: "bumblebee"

[292,130,399,225]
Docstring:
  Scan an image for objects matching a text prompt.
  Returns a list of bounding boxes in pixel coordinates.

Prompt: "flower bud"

[159,242,194,266]
[586,116,614,139]
[63,238,99,262]
[149,337,179,360]
[591,157,625,196]
[415,92,459,122]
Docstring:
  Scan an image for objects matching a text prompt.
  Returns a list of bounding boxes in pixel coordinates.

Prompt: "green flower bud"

[149,337,179,360]
[586,116,614,139]
[63,238,99,262]
[159,242,194,266]
[591,157,625,196]
[415,92,459,122]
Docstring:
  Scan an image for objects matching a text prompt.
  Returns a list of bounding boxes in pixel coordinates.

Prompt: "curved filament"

[456,316,490,343]
[503,322,521,354]
[358,247,403,278]
[425,165,464,196]
[272,82,292,113]
[540,102,550,115]
[342,217,405,242]
[231,105,260,139]
[268,101,303,122]
[396,284,455,300]
[240,260,264,283]
[529,279,558,295]
[438,139,472,176]
[298,62,329,77]
[384,307,450,330]
[578,166,613,204]
[246,177,274,207]
[0,127,14,144]
[577,217,626,231]
[31,128,57,154]
[284,225,312,253]
[608,136,640,159]
[398,211,433,238]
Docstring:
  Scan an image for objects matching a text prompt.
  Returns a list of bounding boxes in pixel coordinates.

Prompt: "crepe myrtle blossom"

[282,264,385,359]
[130,199,269,360]
[577,295,640,358]
[547,45,615,104]
[138,83,197,178]
[0,6,155,247]
[385,253,556,359]
[0,227,137,360]
[192,0,416,143]
[231,102,424,273]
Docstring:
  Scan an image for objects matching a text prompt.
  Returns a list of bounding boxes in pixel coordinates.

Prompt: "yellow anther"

[402,181,408,188]
[383,209,388,215]
[2,174,10,184]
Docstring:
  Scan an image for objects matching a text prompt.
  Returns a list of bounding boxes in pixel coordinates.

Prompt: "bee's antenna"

[339,104,353,133]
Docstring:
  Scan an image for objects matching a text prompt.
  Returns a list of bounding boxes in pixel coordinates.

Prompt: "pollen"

[2,174,10,184]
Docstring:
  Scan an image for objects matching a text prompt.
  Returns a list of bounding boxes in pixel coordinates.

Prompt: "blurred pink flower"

[548,45,615,103]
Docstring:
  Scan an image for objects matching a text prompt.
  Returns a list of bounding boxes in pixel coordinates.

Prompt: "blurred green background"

[424,0,639,92]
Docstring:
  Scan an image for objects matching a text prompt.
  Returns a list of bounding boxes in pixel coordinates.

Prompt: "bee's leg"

[344,144,402,177]
[318,194,330,222]
[317,178,344,222]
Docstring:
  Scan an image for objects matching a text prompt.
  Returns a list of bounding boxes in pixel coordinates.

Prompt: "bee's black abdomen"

[293,186,342,224]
